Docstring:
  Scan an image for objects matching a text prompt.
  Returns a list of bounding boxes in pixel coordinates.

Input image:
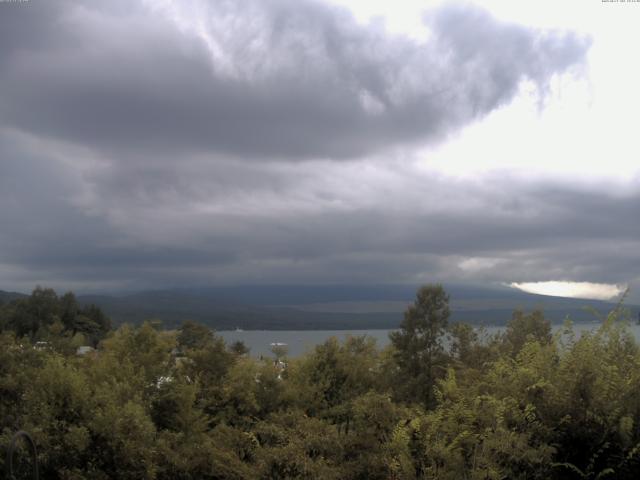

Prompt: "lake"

[218,321,636,358]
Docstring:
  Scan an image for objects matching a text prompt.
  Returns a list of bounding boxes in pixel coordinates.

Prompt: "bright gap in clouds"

[332,0,640,184]
[509,281,626,301]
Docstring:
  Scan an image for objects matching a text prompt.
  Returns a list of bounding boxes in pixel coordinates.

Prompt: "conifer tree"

[389,284,450,408]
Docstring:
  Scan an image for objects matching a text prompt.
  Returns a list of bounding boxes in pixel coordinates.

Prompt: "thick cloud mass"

[0,0,588,160]
[3,0,632,300]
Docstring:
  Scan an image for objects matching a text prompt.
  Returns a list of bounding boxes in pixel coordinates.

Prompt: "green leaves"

[390,284,450,408]
[4,286,640,479]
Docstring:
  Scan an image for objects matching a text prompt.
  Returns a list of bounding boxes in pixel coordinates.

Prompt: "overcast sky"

[1,0,638,301]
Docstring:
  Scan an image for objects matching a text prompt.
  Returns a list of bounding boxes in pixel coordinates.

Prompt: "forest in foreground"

[2,285,640,479]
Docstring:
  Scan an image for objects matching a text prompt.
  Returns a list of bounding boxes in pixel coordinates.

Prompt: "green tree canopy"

[177,320,214,351]
[389,283,450,408]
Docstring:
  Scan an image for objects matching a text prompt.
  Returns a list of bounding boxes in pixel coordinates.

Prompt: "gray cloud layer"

[0,0,588,160]
[3,0,630,299]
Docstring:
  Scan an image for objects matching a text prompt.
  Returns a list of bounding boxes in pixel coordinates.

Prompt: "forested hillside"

[0,290,26,304]
[85,285,635,330]
[4,285,635,330]
[2,285,640,478]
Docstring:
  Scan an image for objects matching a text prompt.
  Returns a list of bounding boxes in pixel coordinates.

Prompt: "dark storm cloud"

[2,131,639,295]
[0,0,589,160]
[4,0,631,298]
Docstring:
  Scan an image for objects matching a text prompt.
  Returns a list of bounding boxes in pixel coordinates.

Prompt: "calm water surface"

[218,321,637,358]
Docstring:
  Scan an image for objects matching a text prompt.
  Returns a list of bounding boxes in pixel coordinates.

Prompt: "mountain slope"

[74,284,638,330]
[0,289,28,304]
[4,286,635,330]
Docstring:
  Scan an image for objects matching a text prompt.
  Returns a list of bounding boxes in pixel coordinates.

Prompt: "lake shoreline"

[217,320,622,357]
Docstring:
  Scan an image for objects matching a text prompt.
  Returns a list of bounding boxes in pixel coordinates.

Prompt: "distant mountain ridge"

[2,285,637,330]
[0,289,27,303]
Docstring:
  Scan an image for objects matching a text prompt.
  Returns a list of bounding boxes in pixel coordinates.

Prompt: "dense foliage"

[2,285,640,479]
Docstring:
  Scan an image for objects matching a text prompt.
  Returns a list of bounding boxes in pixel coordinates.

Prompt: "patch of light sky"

[331,0,640,184]
[510,281,627,301]
[329,0,640,300]
[72,0,636,301]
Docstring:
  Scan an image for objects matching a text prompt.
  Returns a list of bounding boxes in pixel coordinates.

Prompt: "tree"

[177,320,214,351]
[229,340,250,356]
[28,286,60,329]
[270,343,288,361]
[59,291,79,334]
[504,309,552,356]
[5,287,60,339]
[389,284,450,408]
[75,304,111,347]
[183,334,235,419]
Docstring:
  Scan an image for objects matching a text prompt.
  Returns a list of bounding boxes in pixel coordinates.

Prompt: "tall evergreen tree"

[389,284,450,408]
